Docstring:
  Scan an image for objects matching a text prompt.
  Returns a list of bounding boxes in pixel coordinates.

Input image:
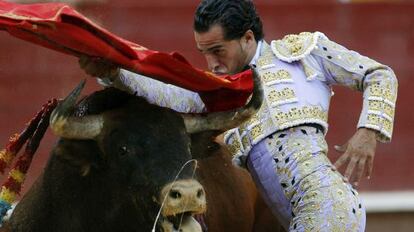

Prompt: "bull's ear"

[53,139,103,176]
[190,131,221,159]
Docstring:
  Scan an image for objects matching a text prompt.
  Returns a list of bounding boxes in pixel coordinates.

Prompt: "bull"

[2,68,283,232]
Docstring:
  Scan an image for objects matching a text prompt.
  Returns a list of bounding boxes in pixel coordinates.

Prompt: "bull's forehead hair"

[74,88,132,116]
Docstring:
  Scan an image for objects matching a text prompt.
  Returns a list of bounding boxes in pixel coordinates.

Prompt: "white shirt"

[250,40,263,66]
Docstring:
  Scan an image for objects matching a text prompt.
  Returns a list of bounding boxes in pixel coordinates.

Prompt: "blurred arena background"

[0,0,413,231]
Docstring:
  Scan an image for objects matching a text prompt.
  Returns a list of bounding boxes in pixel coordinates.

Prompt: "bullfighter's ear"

[53,139,103,176]
[190,131,221,159]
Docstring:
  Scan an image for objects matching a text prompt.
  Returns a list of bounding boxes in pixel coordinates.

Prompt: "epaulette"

[270,31,327,63]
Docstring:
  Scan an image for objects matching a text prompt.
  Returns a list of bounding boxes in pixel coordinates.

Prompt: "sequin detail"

[265,126,365,231]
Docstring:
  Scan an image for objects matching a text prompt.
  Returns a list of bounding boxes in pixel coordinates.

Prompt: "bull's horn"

[50,80,104,139]
[182,66,263,134]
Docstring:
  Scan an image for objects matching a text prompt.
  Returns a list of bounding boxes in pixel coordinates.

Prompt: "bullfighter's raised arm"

[79,56,207,113]
[101,69,207,113]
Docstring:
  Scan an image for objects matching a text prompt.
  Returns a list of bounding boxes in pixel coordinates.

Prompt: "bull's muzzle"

[159,179,206,217]
[158,179,206,232]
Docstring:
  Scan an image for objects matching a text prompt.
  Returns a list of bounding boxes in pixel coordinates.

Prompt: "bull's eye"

[119,146,129,156]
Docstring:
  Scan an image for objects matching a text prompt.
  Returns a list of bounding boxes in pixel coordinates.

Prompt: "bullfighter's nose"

[159,179,206,217]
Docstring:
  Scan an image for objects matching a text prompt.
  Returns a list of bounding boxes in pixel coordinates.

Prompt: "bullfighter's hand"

[333,128,377,187]
[78,55,120,81]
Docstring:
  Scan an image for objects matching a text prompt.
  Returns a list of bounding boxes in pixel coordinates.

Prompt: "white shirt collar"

[249,40,263,66]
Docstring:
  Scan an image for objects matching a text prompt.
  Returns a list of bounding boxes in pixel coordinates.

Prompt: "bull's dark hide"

[5,88,197,232]
[3,87,284,232]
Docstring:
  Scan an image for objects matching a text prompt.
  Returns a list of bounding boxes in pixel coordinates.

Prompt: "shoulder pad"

[271,32,327,63]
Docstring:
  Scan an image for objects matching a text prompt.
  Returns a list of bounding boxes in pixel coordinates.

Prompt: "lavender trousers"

[246,126,366,231]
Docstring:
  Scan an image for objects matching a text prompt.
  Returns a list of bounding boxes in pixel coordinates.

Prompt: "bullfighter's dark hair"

[193,0,264,41]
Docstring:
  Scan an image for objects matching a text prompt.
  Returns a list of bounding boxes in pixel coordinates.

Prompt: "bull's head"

[50,67,263,139]
[48,67,263,231]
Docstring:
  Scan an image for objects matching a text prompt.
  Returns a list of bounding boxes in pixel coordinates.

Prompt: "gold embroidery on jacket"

[241,136,250,150]
[262,70,293,84]
[271,32,318,62]
[366,114,393,133]
[268,88,297,106]
[274,106,328,126]
[282,32,313,56]
[250,124,264,141]
[368,82,397,104]
[227,134,242,156]
[368,100,395,119]
[257,57,274,67]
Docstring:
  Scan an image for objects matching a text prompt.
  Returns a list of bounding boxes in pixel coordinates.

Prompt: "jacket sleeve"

[310,35,398,142]
[98,69,207,113]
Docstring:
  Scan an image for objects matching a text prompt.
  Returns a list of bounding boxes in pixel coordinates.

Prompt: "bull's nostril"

[197,189,204,198]
[169,190,181,199]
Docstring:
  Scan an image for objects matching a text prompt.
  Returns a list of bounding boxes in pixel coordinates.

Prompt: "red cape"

[0,1,253,111]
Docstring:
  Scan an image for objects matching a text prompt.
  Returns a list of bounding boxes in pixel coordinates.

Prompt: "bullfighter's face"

[194,24,257,75]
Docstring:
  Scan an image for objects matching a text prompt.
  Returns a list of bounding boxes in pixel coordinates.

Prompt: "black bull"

[3,70,284,231]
